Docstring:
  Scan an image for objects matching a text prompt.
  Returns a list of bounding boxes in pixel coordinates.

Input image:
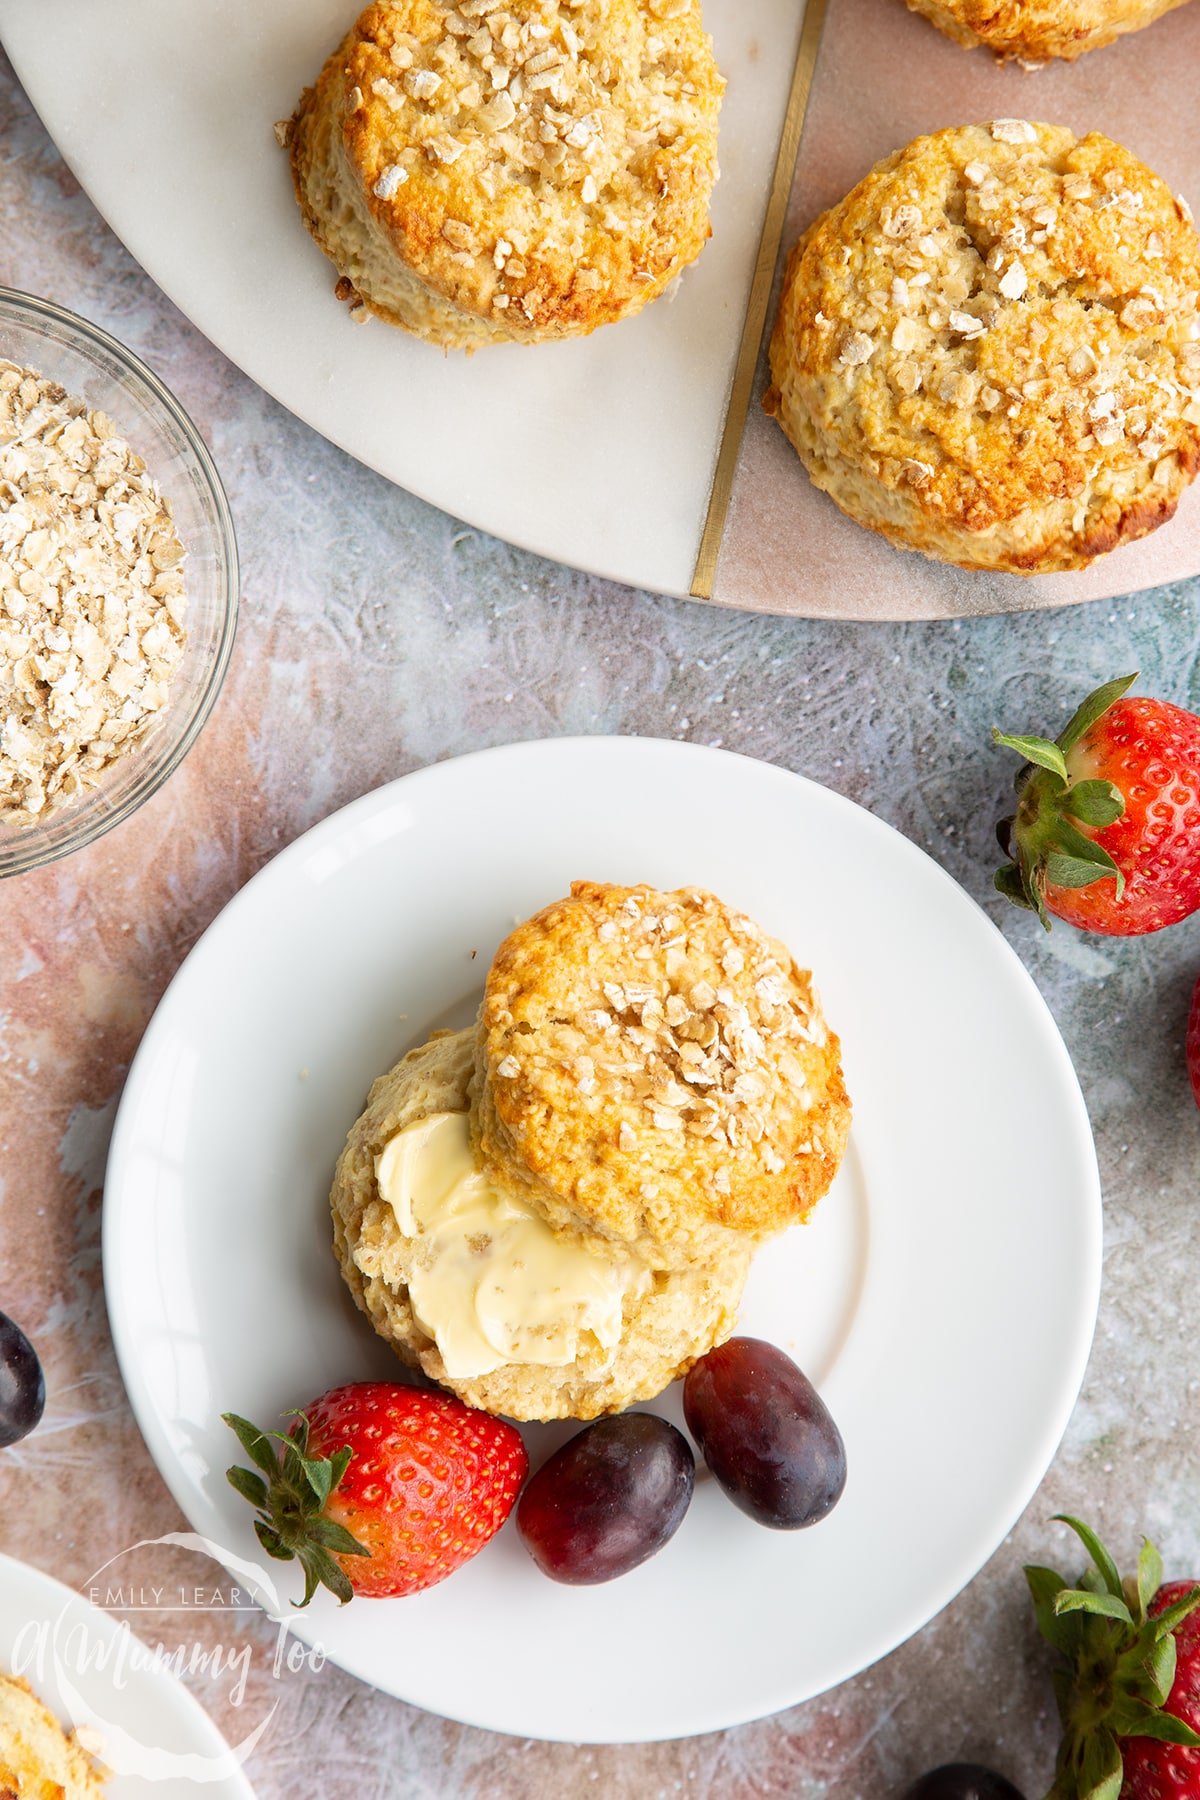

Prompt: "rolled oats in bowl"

[0,291,237,877]
[0,363,188,824]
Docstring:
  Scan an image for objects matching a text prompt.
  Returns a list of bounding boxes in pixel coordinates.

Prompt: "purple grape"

[683,1336,846,1529]
[903,1766,1026,1800]
[0,1311,45,1447]
[517,1414,694,1584]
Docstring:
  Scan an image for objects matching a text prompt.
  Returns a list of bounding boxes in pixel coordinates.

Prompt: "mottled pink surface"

[713,0,1200,618]
[1,31,1199,1800]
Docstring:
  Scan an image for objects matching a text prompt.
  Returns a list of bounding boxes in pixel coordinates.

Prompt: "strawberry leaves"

[1137,1538,1164,1618]
[1054,1515,1124,1597]
[1075,1732,1122,1800]
[1060,783,1125,830]
[1055,675,1140,757]
[993,676,1137,929]
[992,733,1070,783]
[223,1410,370,1607]
[1055,1589,1134,1625]
[1029,1516,1200,1800]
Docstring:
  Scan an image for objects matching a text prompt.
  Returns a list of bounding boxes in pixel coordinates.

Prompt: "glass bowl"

[0,288,239,877]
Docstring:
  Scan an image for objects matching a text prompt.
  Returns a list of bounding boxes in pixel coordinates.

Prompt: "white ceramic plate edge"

[0,1552,258,1795]
[101,737,1103,1742]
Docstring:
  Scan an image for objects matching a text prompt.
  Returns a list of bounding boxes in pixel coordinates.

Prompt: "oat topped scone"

[330,1026,750,1421]
[287,0,724,349]
[765,122,1200,574]
[330,879,851,1421]
[475,881,851,1266]
[901,0,1193,62]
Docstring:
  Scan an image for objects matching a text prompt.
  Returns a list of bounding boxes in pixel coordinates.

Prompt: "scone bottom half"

[330,882,851,1423]
[765,121,1200,575]
[330,1024,754,1422]
[285,0,724,350]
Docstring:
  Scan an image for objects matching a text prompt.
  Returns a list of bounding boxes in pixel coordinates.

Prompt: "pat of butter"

[375,1111,648,1380]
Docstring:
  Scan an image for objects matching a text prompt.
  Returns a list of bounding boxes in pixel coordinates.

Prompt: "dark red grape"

[0,1310,45,1447]
[903,1766,1026,1800]
[683,1336,845,1529]
[517,1414,694,1584]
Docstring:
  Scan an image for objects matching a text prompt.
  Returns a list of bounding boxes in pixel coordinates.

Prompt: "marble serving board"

[0,0,803,604]
[0,0,1197,618]
[707,0,1200,618]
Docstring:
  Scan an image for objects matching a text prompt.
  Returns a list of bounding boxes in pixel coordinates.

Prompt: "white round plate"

[103,738,1101,1743]
[0,1554,257,1796]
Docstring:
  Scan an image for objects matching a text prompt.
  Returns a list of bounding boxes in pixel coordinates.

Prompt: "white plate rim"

[0,1551,258,1796]
[101,735,1103,1742]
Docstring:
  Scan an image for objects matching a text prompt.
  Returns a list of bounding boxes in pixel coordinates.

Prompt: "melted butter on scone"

[376,1112,649,1380]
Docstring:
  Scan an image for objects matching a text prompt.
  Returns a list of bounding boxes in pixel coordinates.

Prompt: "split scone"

[765,122,1200,575]
[331,882,850,1421]
[287,0,723,349]
[0,1672,107,1798]
[901,0,1193,61]
[332,1026,750,1420]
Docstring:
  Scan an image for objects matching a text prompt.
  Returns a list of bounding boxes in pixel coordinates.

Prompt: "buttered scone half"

[475,881,851,1269]
[765,122,1200,574]
[287,0,723,349]
[331,1027,749,1421]
[901,0,1192,61]
[0,1671,107,1798]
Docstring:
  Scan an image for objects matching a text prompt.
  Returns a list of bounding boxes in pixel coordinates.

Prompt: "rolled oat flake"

[0,359,187,825]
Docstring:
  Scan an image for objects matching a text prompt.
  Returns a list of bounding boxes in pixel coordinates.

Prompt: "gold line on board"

[690,0,830,600]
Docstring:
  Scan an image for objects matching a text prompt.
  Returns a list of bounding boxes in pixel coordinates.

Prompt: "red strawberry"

[1188,975,1200,1110]
[224,1381,528,1602]
[1027,1515,1200,1798]
[993,674,1200,934]
[1122,1583,1200,1796]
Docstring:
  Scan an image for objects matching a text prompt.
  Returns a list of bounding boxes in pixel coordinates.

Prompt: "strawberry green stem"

[223,1410,369,1607]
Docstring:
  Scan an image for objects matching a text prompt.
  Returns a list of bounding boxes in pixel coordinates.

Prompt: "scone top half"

[766,122,1200,573]
[475,880,851,1267]
[294,0,723,347]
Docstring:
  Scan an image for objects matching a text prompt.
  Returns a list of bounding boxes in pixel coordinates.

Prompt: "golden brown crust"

[476,881,852,1266]
[902,0,1192,60]
[0,1673,107,1798]
[330,1027,749,1420]
[766,122,1200,574]
[288,0,723,348]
